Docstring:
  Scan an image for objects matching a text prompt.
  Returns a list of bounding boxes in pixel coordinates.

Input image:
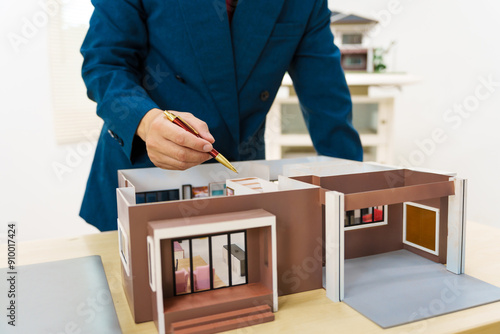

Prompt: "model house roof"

[330,11,377,25]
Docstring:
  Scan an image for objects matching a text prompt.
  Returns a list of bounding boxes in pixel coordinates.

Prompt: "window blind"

[48,0,102,144]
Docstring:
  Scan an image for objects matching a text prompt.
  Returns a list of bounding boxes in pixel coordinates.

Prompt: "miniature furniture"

[223,244,247,277]
[225,177,277,194]
[173,241,184,262]
[176,256,226,290]
[175,268,189,295]
[193,265,212,291]
[362,208,383,223]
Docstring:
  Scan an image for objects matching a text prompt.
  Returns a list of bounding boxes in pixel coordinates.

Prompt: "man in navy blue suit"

[80,0,363,231]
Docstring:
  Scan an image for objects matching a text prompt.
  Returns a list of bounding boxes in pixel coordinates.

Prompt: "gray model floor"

[0,256,122,334]
[343,250,500,328]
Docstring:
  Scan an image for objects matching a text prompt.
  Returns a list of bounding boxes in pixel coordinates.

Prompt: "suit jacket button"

[175,75,186,83]
[260,90,270,101]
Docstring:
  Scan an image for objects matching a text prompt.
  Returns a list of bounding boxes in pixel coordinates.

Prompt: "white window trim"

[147,236,156,292]
[403,202,440,256]
[117,219,131,276]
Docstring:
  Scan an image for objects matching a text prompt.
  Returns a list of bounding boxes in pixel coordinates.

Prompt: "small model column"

[446,178,468,274]
[325,191,345,302]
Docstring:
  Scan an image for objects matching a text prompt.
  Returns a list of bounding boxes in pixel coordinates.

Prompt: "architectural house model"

[116,157,467,333]
[330,11,378,72]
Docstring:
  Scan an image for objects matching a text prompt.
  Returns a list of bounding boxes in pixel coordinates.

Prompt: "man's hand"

[136,108,215,170]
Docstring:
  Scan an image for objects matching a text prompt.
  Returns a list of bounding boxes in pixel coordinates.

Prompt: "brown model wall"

[290,173,405,261]
[404,169,451,185]
[259,227,274,293]
[289,175,313,184]
[246,228,261,285]
[290,175,321,186]
[343,181,454,211]
[344,197,448,263]
[248,226,274,292]
[317,169,452,195]
[126,188,322,323]
[293,171,451,263]
[318,170,406,194]
[292,172,405,261]
[160,240,174,299]
[345,204,403,259]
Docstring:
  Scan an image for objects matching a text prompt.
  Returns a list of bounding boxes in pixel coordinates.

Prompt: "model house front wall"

[116,162,324,323]
[146,210,277,334]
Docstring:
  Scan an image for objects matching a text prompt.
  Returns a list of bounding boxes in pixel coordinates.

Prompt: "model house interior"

[115,156,471,333]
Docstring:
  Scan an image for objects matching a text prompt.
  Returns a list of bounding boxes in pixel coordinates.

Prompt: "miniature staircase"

[171,304,275,334]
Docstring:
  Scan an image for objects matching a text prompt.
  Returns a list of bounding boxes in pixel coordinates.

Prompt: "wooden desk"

[6,221,500,334]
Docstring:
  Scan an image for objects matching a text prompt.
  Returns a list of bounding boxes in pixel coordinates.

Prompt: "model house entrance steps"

[170,304,274,334]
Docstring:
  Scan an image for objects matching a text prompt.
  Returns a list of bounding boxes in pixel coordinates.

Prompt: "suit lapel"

[231,0,286,92]
[177,0,239,144]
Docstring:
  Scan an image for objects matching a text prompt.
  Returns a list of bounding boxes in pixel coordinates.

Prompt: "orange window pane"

[406,205,437,251]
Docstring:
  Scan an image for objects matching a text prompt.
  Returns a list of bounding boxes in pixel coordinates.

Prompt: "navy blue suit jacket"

[80,0,363,231]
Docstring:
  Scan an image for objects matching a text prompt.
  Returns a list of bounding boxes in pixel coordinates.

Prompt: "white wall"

[0,0,98,242]
[329,0,500,228]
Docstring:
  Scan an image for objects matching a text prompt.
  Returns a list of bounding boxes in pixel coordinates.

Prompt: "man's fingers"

[162,121,213,153]
[148,137,212,165]
[174,112,215,143]
[143,109,216,171]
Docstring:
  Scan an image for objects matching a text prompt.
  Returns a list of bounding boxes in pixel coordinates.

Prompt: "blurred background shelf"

[265,73,419,163]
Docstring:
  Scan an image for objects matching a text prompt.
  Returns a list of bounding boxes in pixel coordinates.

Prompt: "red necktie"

[226,0,238,23]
